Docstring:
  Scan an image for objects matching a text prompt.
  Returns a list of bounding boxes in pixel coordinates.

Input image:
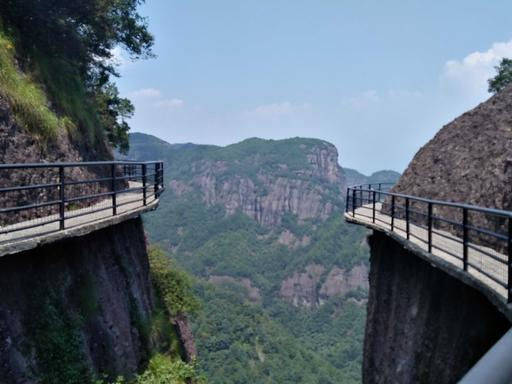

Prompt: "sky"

[115,0,512,174]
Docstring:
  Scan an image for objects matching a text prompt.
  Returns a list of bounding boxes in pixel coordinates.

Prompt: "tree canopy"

[488,58,512,94]
[1,0,154,152]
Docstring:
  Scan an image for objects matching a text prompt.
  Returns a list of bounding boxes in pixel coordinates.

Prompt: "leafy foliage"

[1,0,154,151]
[488,58,512,94]
[0,31,70,139]
[128,133,371,383]
[30,291,91,384]
[149,246,200,316]
[96,354,204,384]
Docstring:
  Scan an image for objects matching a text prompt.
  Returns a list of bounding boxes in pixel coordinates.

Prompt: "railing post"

[154,162,160,199]
[352,188,356,217]
[345,188,350,213]
[360,186,363,206]
[406,198,410,240]
[142,163,147,206]
[463,208,468,271]
[508,217,512,303]
[372,190,376,223]
[111,163,117,215]
[428,202,433,253]
[368,184,372,205]
[391,195,395,231]
[59,166,65,230]
[378,183,382,201]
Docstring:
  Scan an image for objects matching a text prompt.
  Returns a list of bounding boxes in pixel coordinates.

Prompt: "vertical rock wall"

[0,217,154,383]
[363,231,510,384]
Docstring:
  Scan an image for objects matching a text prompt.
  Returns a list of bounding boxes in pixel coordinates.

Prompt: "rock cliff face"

[279,263,368,308]
[389,85,512,235]
[0,218,188,383]
[363,231,510,384]
[169,138,345,227]
[0,96,113,225]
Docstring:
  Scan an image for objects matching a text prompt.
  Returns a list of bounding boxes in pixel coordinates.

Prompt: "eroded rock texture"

[0,218,153,383]
[170,140,345,227]
[389,85,512,241]
[363,231,510,384]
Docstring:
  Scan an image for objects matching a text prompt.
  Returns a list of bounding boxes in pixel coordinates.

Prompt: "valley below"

[124,133,399,383]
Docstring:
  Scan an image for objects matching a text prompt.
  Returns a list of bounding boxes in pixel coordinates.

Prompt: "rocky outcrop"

[0,217,191,383]
[279,264,325,308]
[209,275,262,302]
[0,96,114,225]
[170,140,345,227]
[363,231,510,384]
[277,230,311,248]
[389,85,512,240]
[319,264,368,304]
[280,264,368,308]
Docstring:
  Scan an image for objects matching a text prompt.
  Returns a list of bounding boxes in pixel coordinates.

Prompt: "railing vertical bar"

[142,163,147,206]
[508,217,512,303]
[406,198,410,240]
[111,164,117,215]
[345,188,350,213]
[428,202,433,253]
[59,166,65,230]
[372,190,376,223]
[154,162,160,200]
[463,208,468,271]
[391,195,395,231]
[352,188,356,217]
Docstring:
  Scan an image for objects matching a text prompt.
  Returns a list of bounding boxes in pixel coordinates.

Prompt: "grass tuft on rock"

[0,30,71,139]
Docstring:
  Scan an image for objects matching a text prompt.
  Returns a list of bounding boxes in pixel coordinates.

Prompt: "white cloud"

[128,88,162,99]
[341,90,380,110]
[109,46,131,68]
[441,39,512,101]
[247,102,311,119]
[155,98,185,109]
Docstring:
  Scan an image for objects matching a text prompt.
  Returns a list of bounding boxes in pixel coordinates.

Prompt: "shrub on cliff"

[488,58,512,94]
[148,246,200,316]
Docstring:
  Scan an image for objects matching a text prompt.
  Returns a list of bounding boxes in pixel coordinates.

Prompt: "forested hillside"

[123,133,392,383]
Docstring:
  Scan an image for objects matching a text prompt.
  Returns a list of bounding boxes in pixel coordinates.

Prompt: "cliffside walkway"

[345,184,512,305]
[0,161,164,257]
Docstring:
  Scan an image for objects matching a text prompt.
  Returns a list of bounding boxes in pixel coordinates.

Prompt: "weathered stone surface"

[319,264,368,303]
[280,263,369,308]
[363,231,510,384]
[209,275,262,302]
[0,96,116,226]
[279,264,325,308]
[0,217,184,383]
[389,85,512,243]
[170,143,345,228]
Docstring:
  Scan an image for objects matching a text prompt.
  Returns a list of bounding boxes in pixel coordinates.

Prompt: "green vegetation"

[128,133,371,382]
[0,31,68,139]
[97,355,203,384]
[1,0,154,151]
[29,290,91,384]
[149,246,200,317]
[489,58,512,94]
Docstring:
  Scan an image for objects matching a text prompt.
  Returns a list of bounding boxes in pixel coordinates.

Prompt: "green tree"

[488,58,512,94]
[2,0,154,152]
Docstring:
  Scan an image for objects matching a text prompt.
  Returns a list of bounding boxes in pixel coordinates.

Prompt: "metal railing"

[0,161,164,243]
[346,183,512,303]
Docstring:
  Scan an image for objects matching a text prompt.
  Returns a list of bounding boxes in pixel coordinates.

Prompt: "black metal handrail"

[346,183,512,303]
[0,160,164,243]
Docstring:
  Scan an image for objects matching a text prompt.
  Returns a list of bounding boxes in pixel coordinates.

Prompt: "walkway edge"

[0,199,159,258]
[345,212,512,322]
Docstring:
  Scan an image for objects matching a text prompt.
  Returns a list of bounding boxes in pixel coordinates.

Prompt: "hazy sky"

[115,0,512,174]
